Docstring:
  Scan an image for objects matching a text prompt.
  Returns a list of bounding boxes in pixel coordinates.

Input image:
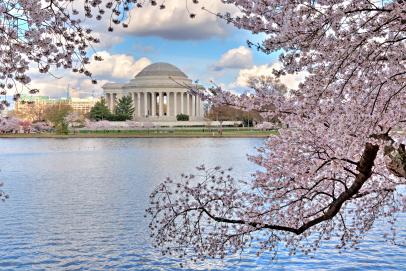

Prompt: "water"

[0,138,404,270]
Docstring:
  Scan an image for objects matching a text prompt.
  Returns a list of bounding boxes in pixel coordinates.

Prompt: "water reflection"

[0,138,404,270]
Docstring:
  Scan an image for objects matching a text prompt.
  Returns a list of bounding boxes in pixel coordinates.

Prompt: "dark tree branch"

[198,143,379,235]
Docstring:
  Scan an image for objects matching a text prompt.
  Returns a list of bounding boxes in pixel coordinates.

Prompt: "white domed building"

[103,63,204,121]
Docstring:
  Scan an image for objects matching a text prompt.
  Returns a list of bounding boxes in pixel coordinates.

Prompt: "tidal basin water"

[0,138,405,270]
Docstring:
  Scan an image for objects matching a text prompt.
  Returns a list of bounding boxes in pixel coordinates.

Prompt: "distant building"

[103,62,205,121]
[69,97,98,114]
[14,95,98,121]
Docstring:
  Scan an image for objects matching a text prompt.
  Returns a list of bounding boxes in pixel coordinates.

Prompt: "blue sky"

[113,31,274,82]
[28,1,300,99]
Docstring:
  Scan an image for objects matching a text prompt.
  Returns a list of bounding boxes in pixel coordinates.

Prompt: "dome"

[135,62,187,78]
[110,62,193,90]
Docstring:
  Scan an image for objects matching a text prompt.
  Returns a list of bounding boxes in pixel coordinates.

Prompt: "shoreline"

[0,134,269,139]
[0,131,275,139]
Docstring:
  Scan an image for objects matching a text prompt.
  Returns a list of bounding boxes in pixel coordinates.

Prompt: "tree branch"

[199,143,379,235]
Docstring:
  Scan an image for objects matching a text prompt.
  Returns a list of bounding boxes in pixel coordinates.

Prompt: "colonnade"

[105,90,204,119]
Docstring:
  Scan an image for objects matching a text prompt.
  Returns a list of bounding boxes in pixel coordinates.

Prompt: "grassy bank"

[0,128,277,138]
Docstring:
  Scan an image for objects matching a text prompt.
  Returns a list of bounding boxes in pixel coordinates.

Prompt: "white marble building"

[103,63,205,121]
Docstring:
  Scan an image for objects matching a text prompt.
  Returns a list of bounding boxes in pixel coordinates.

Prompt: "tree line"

[89,96,135,121]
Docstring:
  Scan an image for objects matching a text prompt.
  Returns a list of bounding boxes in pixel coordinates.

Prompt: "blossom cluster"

[0,117,51,133]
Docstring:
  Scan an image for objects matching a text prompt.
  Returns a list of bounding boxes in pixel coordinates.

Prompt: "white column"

[137,92,141,117]
[196,96,200,117]
[192,95,196,117]
[159,92,164,117]
[197,96,199,117]
[108,93,112,110]
[152,92,156,117]
[186,94,190,115]
[130,92,133,116]
[199,97,202,117]
[113,93,116,110]
[132,92,136,117]
[181,92,184,114]
[174,92,177,117]
[167,92,171,117]
[144,91,148,117]
[201,98,204,117]
[109,93,113,110]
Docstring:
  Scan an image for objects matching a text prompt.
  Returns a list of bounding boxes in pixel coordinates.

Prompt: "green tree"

[89,98,112,121]
[176,114,189,121]
[43,104,73,134]
[114,95,135,120]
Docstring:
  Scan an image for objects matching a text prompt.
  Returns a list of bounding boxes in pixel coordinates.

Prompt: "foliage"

[89,98,112,121]
[242,117,253,127]
[65,111,85,128]
[148,0,406,261]
[90,96,134,121]
[43,104,72,124]
[114,95,135,121]
[11,103,46,122]
[107,114,129,121]
[43,104,72,134]
[207,104,260,126]
[176,114,190,121]
[55,121,69,135]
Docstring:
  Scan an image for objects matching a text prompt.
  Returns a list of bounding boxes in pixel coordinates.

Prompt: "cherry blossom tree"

[147,0,406,261]
[31,121,53,133]
[0,116,21,133]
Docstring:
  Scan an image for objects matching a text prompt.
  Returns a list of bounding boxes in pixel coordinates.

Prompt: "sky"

[27,1,303,99]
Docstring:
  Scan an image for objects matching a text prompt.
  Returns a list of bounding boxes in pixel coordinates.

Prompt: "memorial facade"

[102,63,205,121]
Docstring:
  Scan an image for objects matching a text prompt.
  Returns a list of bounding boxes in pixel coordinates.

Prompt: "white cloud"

[91,32,124,50]
[234,63,306,90]
[121,0,238,40]
[213,46,253,71]
[88,51,151,79]
[25,52,151,98]
[27,76,110,99]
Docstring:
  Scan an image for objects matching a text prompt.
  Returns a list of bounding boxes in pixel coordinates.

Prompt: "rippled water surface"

[0,138,405,270]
